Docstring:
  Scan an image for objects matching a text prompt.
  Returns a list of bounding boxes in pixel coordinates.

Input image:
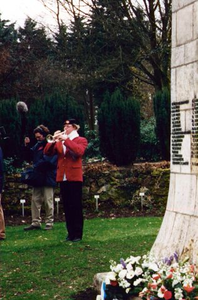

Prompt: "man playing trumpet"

[44,119,88,242]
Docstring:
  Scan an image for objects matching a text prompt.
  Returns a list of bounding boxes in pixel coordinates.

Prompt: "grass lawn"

[0,216,162,300]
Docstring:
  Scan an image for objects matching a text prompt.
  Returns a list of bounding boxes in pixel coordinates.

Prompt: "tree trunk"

[151,0,198,264]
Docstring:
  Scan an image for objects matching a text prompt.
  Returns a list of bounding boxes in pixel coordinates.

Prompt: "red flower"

[152,273,161,280]
[150,283,157,289]
[170,267,175,272]
[189,264,194,272]
[166,273,173,279]
[110,280,118,287]
[160,286,166,293]
[183,285,195,293]
[164,290,172,300]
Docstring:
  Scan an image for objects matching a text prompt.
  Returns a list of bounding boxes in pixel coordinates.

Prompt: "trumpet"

[46,131,66,143]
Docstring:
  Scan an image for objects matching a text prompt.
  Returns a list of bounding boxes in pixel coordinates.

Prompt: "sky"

[0,0,66,31]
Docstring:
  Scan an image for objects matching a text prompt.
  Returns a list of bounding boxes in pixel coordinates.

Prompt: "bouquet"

[104,255,145,300]
[104,252,198,300]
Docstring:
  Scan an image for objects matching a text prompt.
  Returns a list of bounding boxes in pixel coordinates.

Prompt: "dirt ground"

[5,206,159,226]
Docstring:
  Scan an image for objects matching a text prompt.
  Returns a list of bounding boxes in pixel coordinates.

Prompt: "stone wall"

[3,161,170,216]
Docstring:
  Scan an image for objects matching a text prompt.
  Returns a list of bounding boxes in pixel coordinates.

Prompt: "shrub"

[98,89,140,166]
[138,117,161,161]
[84,129,102,160]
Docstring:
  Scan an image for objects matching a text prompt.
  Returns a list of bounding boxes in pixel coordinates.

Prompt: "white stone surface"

[185,40,198,64]
[152,211,198,264]
[172,0,196,12]
[193,62,198,96]
[185,109,192,131]
[152,0,198,263]
[166,174,175,211]
[176,64,194,101]
[173,173,196,214]
[176,5,193,46]
[93,272,109,293]
[194,2,198,39]
[171,13,177,48]
[171,69,176,102]
[171,45,185,68]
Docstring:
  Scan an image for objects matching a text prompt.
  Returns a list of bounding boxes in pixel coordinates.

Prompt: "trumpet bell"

[46,130,65,143]
[46,134,54,143]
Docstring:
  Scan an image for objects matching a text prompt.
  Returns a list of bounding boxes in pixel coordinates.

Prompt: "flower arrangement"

[103,252,198,300]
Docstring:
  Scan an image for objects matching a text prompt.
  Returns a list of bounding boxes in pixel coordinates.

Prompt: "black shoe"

[72,238,82,242]
[65,236,72,241]
[24,225,41,231]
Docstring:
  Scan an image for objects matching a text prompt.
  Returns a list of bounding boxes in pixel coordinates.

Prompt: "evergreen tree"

[0,15,18,100]
[16,18,54,101]
[98,89,140,166]
[26,92,85,138]
[0,99,21,158]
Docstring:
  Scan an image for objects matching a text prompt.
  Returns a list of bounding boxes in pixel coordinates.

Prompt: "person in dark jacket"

[0,146,5,240]
[23,125,57,231]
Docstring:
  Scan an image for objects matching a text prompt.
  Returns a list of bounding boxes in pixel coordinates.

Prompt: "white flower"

[119,279,130,289]
[133,278,143,286]
[118,269,127,280]
[126,270,135,279]
[148,262,159,272]
[172,278,181,286]
[126,263,133,272]
[139,286,149,297]
[112,263,123,273]
[105,272,117,284]
[135,266,143,276]
[126,287,131,294]
[183,278,194,287]
[125,255,141,265]
[174,287,183,300]
[157,286,166,298]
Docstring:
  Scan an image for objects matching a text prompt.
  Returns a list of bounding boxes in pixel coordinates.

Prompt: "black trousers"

[60,181,83,239]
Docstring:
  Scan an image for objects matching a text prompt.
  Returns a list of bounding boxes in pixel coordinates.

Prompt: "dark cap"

[64,119,80,131]
[64,119,77,125]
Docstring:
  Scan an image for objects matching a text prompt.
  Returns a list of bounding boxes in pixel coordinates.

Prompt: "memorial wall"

[151,0,198,262]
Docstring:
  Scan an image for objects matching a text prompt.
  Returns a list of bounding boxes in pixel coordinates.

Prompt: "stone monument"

[151,0,198,263]
[94,0,198,294]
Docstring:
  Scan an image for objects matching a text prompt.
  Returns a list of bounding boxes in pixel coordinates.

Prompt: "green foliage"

[37,92,85,136]
[0,15,18,43]
[1,217,162,299]
[153,88,170,160]
[84,129,102,160]
[98,89,140,166]
[0,93,85,161]
[138,117,161,161]
[0,98,21,158]
[3,157,23,174]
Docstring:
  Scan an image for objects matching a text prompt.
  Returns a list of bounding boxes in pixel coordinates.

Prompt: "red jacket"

[44,136,88,182]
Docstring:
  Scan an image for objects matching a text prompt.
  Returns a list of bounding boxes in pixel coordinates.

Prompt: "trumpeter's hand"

[59,133,68,141]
